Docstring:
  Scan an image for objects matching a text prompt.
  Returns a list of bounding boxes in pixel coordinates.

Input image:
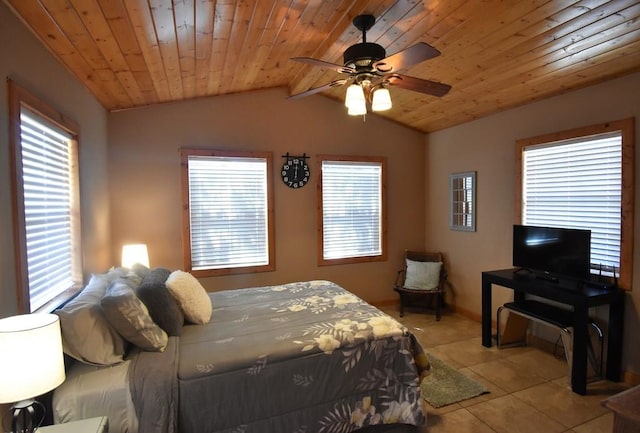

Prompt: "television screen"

[513,225,591,280]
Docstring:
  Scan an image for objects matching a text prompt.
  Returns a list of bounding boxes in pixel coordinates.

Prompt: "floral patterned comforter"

[175,280,427,433]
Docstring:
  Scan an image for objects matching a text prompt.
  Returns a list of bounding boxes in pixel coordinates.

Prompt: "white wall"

[0,2,111,318]
[425,72,640,378]
[107,88,427,303]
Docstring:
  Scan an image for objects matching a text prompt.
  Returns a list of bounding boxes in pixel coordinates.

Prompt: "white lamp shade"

[345,84,366,107]
[0,314,66,403]
[122,243,149,268]
[347,102,367,116]
[372,87,392,112]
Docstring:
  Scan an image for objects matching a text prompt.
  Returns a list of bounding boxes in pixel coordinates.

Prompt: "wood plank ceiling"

[4,0,640,133]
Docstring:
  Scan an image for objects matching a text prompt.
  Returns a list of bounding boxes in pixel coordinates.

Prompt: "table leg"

[482,275,492,347]
[606,297,625,381]
[571,305,588,395]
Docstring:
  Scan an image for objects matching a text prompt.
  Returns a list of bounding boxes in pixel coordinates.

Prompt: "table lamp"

[121,243,150,268]
[0,314,66,433]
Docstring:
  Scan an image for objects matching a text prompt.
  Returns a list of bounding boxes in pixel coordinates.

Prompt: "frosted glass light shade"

[347,102,367,116]
[0,314,66,403]
[345,84,367,115]
[122,243,149,268]
[372,87,392,111]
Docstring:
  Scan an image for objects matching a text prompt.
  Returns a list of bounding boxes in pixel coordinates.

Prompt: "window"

[450,171,476,231]
[180,149,274,276]
[8,80,83,312]
[516,118,634,289]
[318,155,387,265]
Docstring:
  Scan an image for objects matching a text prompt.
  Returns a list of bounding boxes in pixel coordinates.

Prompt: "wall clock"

[281,153,310,189]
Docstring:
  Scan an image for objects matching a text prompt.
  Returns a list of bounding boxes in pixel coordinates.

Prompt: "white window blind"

[522,132,622,275]
[187,155,269,270]
[322,160,382,260]
[20,110,79,311]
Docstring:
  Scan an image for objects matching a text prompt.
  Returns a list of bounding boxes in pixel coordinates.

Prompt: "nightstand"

[36,417,108,433]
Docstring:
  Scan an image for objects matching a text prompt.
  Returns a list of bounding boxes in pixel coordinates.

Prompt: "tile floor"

[378,307,629,433]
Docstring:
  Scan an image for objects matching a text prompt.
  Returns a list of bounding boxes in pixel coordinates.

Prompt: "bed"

[53,273,428,433]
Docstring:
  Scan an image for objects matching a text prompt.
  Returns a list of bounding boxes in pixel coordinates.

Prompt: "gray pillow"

[101,277,168,352]
[130,263,151,280]
[55,272,128,366]
[136,268,184,336]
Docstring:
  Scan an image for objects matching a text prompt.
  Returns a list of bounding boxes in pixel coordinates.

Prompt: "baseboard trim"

[623,370,640,386]
[448,304,483,323]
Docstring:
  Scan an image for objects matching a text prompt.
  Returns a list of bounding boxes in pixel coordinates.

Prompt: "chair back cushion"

[405,259,442,291]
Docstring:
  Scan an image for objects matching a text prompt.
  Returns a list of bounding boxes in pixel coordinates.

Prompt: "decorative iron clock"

[281,153,310,189]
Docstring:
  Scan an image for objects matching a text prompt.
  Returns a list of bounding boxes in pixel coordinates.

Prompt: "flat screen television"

[513,224,591,281]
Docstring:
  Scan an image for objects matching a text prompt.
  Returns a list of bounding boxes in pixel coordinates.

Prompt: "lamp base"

[11,399,44,433]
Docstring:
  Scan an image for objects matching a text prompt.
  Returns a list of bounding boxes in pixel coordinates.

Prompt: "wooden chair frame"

[393,251,447,321]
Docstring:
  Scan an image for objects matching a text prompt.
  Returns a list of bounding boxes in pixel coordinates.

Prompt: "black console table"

[482,268,625,395]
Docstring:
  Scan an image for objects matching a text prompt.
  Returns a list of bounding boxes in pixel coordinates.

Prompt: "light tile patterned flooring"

[378,307,629,433]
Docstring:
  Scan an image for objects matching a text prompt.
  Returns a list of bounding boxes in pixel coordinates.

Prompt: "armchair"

[393,250,447,321]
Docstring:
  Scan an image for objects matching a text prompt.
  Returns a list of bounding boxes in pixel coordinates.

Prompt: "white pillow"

[404,259,442,291]
[165,270,212,324]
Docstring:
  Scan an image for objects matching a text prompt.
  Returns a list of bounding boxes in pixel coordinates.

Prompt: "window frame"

[450,171,476,232]
[515,118,634,290]
[180,148,275,277]
[317,155,387,266]
[8,79,84,313]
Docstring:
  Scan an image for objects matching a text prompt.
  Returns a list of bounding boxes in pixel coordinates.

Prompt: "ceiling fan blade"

[373,42,441,73]
[288,79,349,100]
[386,74,451,97]
[291,57,355,74]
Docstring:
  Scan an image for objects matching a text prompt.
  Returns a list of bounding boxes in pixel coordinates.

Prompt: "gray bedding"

[139,280,428,433]
[128,337,179,433]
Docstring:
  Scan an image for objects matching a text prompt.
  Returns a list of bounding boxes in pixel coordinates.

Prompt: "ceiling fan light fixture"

[372,87,392,112]
[345,83,365,108]
[289,14,451,113]
[347,99,367,116]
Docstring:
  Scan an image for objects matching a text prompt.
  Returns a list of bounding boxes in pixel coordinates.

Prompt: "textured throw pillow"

[165,270,212,324]
[101,277,168,352]
[404,259,442,291]
[136,268,184,336]
[130,263,151,280]
[55,272,128,365]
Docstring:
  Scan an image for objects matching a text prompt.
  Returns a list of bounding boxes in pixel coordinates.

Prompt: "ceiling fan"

[289,14,452,115]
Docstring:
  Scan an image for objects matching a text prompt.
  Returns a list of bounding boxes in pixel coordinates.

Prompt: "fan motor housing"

[343,42,386,69]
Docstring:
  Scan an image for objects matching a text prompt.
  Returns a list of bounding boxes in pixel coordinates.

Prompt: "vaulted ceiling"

[4,0,640,133]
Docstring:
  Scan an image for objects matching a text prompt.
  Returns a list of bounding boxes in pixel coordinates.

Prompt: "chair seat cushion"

[404,259,442,291]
